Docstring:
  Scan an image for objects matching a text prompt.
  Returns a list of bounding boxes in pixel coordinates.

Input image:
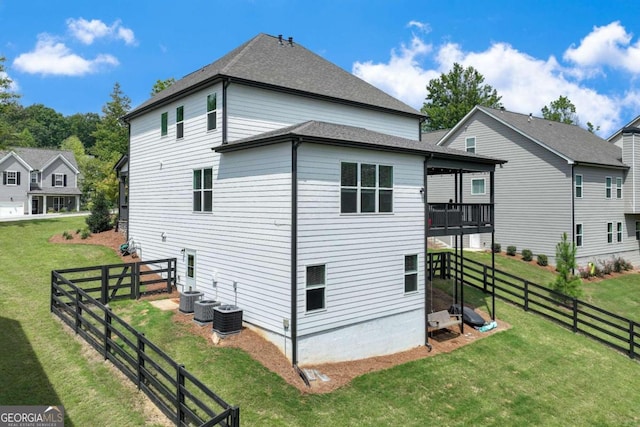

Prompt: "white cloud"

[352,22,633,136]
[563,21,640,74]
[407,20,431,34]
[67,18,137,46]
[13,34,119,76]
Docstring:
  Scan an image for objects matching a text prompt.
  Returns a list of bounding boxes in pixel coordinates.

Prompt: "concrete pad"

[150,299,179,311]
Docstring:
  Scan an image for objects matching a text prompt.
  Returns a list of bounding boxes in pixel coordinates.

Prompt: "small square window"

[471,178,485,195]
[340,162,394,214]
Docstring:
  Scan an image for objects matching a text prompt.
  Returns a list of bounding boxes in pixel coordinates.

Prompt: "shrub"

[598,259,614,275]
[537,254,548,266]
[76,228,81,234]
[612,256,633,273]
[80,229,91,239]
[522,249,533,262]
[86,192,113,233]
[62,230,73,240]
[506,245,517,256]
[492,243,501,253]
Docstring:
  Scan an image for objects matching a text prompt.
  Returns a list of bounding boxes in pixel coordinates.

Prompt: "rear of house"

[124,34,502,364]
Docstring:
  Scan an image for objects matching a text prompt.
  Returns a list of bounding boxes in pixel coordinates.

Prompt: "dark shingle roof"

[477,106,625,168]
[125,33,422,120]
[421,129,449,145]
[0,147,79,171]
[215,120,504,167]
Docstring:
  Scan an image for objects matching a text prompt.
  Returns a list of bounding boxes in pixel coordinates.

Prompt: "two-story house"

[431,105,639,267]
[0,147,81,217]
[122,34,503,365]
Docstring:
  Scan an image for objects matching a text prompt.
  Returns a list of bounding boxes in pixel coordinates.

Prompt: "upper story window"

[471,178,486,195]
[3,171,19,186]
[605,176,612,199]
[161,112,168,136]
[306,264,326,312]
[31,171,39,184]
[576,223,583,247]
[176,106,184,139]
[207,94,217,131]
[465,137,476,154]
[53,173,66,187]
[616,177,623,199]
[193,168,213,212]
[404,255,418,293]
[575,174,583,198]
[340,162,393,214]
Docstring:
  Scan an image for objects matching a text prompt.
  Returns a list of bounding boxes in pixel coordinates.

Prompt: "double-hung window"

[607,222,613,243]
[161,112,168,136]
[176,106,184,139]
[3,171,18,186]
[576,223,583,247]
[306,265,326,312]
[193,168,213,212]
[465,137,476,153]
[617,222,623,243]
[616,177,622,199]
[404,255,418,293]
[575,174,583,198]
[340,162,393,214]
[53,173,65,187]
[605,177,612,199]
[207,94,217,131]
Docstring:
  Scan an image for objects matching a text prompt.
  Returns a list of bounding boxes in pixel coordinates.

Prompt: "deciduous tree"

[541,95,577,125]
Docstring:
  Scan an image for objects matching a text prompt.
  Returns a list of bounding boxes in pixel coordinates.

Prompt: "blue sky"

[1,0,639,136]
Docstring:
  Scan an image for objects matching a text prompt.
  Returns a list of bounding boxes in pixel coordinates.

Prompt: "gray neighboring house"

[430,105,640,267]
[0,147,81,217]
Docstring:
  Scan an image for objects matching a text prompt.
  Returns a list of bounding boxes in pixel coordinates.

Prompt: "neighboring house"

[432,105,639,267]
[122,33,503,365]
[0,147,81,217]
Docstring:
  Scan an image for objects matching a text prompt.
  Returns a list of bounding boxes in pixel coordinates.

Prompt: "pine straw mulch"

[50,228,509,394]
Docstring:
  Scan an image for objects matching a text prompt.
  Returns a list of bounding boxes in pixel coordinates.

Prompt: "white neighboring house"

[0,147,81,217]
[123,34,503,365]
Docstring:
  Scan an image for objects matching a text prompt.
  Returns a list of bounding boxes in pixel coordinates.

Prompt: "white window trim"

[617,221,623,243]
[471,178,486,195]
[176,106,184,140]
[575,174,583,198]
[607,222,613,244]
[605,176,612,199]
[404,254,418,294]
[616,177,623,199]
[5,170,18,186]
[305,264,326,313]
[576,223,583,247]
[54,173,64,187]
[636,221,640,240]
[161,111,168,137]
[465,136,476,153]
[340,161,394,215]
[192,168,213,213]
[206,93,217,132]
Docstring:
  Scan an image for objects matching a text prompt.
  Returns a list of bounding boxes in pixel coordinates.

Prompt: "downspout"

[126,124,131,241]
[291,138,302,366]
[222,78,231,145]
[571,163,575,273]
[423,156,430,350]
[490,170,496,320]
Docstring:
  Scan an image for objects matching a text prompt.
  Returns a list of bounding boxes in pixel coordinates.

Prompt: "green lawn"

[3,218,640,426]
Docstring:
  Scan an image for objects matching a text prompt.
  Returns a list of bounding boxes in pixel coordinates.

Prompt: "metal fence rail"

[428,252,640,360]
[51,262,239,427]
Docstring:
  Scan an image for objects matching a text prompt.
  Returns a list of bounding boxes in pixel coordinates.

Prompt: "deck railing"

[428,203,493,234]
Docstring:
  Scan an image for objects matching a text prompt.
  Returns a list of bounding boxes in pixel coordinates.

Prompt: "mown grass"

[3,217,640,426]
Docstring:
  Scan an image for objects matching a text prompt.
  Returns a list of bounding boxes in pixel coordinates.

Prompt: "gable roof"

[607,114,640,142]
[441,106,626,169]
[215,120,504,170]
[125,33,422,120]
[0,147,80,174]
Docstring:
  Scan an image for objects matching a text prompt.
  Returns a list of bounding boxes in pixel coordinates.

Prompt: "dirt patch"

[51,228,509,394]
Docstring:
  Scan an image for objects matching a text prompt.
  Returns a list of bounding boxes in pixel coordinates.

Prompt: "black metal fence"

[428,252,640,360]
[52,258,177,303]
[50,261,240,427]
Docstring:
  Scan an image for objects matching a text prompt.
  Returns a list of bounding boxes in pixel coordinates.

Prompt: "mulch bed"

[50,228,509,394]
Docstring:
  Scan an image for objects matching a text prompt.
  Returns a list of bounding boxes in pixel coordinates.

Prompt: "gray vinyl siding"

[0,156,29,211]
[227,84,419,142]
[440,111,573,261]
[621,133,639,213]
[41,157,77,191]
[296,144,424,337]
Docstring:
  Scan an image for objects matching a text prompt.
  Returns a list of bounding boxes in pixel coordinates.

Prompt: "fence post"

[483,265,488,293]
[572,298,578,332]
[101,265,109,304]
[523,281,529,311]
[630,322,635,360]
[132,262,140,300]
[137,333,145,390]
[104,306,112,361]
[166,259,173,293]
[229,406,241,427]
[177,364,186,425]
[50,271,55,313]
[75,291,82,334]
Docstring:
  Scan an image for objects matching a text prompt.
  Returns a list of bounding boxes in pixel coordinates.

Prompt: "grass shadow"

[0,316,73,427]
